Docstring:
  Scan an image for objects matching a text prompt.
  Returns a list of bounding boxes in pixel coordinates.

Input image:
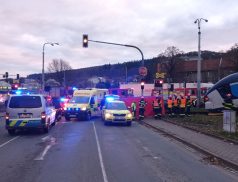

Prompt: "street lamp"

[194,18,208,108]
[42,42,59,93]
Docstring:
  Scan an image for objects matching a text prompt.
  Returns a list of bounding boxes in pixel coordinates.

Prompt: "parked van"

[64,89,108,121]
[5,94,56,135]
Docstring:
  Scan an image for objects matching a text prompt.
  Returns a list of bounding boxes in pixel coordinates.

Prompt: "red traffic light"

[83,34,88,48]
[141,82,145,86]
[14,84,18,88]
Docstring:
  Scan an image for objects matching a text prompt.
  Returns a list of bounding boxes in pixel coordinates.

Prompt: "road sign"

[13,79,19,83]
[156,72,165,78]
[139,67,147,76]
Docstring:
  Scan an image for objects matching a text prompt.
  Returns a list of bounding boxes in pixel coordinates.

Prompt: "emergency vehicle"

[152,83,214,104]
[64,88,108,121]
[108,88,134,98]
[101,99,132,126]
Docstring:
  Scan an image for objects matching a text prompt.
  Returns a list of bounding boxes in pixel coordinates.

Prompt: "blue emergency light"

[68,108,71,111]
[106,97,114,101]
[60,98,69,102]
[73,87,77,90]
[76,108,79,111]
[16,91,22,95]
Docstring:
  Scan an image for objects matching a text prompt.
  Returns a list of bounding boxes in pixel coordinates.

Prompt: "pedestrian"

[167,95,174,117]
[153,95,162,120]
[173,94,180,117]
[131,100,137,120]
[179,94,186,118]
[186,94,192,117]
[139,96,147,121]
[222,93,236,110]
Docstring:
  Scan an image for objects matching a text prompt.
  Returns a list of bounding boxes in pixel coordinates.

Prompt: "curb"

[161,118,238,145]
[141,121,238,171]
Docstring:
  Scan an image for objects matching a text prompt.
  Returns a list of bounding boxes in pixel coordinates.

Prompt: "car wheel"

[65,115,70,121]
[127,121,132,126]
[86,112,91,121]
[43,125,49,133]
[8,129,15,135]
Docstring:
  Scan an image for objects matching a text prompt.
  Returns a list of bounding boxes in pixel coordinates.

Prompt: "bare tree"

[225,43,238,72]
[47,59,72,85]
[159,46,184,83]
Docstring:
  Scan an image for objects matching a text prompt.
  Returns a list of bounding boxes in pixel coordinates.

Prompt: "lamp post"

[42,42,59,93]
[194,18,208,108]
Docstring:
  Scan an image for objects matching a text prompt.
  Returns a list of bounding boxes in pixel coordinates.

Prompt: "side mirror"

[127,106,131,109]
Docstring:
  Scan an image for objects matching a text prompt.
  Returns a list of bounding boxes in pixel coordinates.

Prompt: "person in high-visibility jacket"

[153,95,162,120]
[173,94,180,117]
[167,95,174,117]
[180,94,186,118]
[131,100,137,119]
[186,94,192,117]
[222,94,236,110]
[139,96,147,120]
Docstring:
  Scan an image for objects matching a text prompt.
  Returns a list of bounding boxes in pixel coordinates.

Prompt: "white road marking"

[34,145,52,160]
[0,136,20,148]
[34,137,55,161]
[42,135,50,141]
[93,122,108,182]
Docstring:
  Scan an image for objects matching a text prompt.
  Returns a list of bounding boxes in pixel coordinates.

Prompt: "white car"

[5,94,56,134]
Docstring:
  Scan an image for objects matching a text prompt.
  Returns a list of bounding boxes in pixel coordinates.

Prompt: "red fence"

[122,96,165,117]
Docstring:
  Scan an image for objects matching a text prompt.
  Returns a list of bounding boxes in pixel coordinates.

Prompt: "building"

[158,58,235,84]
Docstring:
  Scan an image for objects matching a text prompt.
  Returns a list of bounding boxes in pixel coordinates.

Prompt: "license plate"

[115,117,125,120]
[19,114,32,118]
[70,115,76,117]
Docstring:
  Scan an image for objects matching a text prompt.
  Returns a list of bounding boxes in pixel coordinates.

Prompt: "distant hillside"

[27,50,224,86]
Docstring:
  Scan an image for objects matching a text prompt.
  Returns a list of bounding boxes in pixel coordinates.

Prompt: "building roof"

[181,58,234,72]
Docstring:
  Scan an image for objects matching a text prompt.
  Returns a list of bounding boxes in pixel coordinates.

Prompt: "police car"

[5,92,56,134]
[101,97,132,126]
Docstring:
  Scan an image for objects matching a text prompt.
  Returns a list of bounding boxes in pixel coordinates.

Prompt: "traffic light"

[11,84,18,90]
[183,82,186,88]
[5,72,8,78]
[83,34,88,48]
[141,79,145,90]
[154,79,163,88]
[17,74,19,79]
[170,84,174,91]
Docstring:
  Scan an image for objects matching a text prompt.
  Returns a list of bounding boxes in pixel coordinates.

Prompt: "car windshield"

[9,96,42,108]
[69,96,90,104]
[106,102,127,110]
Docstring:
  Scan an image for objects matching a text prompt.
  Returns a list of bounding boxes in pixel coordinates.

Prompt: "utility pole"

[194,18,208,108]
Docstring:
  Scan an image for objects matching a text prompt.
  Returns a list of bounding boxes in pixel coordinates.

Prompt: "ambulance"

[63,89,108,121]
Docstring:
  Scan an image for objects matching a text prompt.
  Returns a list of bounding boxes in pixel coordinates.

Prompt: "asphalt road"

[0,116,237,182]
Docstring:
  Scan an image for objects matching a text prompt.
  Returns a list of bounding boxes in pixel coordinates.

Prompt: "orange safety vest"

[180,99,186,108]
[153,99,159,107]
[174,98,178,106]
[168,99,173,108]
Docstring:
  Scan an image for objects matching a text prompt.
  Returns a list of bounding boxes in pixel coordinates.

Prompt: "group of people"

[131,94,193,120]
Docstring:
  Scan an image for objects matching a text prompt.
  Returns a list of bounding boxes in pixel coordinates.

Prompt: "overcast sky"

[1,0,238,78]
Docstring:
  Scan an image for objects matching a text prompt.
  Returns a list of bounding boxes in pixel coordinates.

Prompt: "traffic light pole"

[88,40,144,67]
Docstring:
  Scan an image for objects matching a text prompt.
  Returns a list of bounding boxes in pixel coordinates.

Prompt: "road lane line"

[34,145,52,160]
[93,122,108,182]
[0,136,20,148]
